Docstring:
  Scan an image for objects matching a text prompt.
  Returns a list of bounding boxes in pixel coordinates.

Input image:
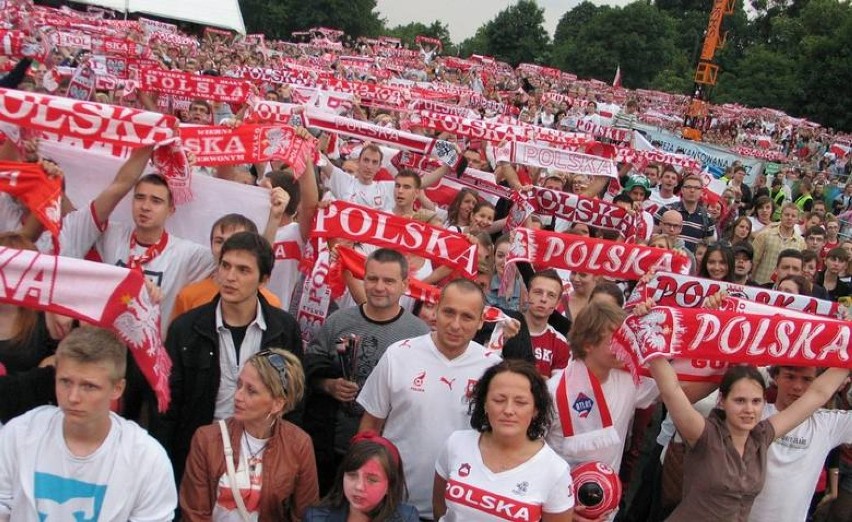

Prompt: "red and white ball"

[571,461,622,519]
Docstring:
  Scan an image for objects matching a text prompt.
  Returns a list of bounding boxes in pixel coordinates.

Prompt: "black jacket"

[151,293,303,484]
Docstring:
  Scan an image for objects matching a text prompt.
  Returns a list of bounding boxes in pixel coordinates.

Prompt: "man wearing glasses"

[153,232,303,487]
[654,174,716,253]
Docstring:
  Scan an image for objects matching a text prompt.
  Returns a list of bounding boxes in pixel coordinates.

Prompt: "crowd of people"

[0,2,851,521]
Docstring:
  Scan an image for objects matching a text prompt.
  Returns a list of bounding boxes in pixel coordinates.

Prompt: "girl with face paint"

[305,432,419,521]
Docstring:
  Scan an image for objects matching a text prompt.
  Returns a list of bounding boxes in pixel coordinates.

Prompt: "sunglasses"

[257,350,289,391]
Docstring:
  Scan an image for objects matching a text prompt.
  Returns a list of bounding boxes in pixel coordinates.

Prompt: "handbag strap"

[218,420,253,522]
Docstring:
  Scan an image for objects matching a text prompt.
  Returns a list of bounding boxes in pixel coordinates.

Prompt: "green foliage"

[240,0,383,39]
[386,20,455,54]
[553,2,681,88]
[476,0,551,65]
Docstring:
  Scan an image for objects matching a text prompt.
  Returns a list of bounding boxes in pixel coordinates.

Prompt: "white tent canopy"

[69,0,246,34]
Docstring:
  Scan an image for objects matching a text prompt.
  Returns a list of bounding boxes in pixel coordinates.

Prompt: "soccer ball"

[572,461,622,519]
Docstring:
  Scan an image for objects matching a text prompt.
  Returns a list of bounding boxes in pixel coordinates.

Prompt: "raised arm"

[769,368,851,438]
[647,357,707,446]
[92,145,154,225]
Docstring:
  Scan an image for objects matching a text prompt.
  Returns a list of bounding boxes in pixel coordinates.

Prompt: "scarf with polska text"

[0,246,170,410]
[611,297,852,385]
[140,67,251,104]
[575,119,631,143]
[554,359,619,454]
[496,140,618,179]
[506,228,691,281]
[179,124,314,176]
[0,161,62,246]
[312,201,478,278]
[301,108,460,168]
[0,89,195,202]
[627,271,841,318]
[408,110,590,149]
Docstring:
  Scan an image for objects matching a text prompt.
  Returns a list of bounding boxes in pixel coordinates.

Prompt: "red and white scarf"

[409,110,590,148]
[179,124,314,176]
[313,201,478,278]
[296,246,333,347]
[0,89,196,203]
[0,87,176,145]
[506,228,691,280]
[527,186,637,237]
[301,108,460,168]
[0,246,170,410]
[554,359,619,453]
[627,271,841,318]
[140,67,251,104]
[0,161,62,246]
[611,298,852,384]
[575,119,631,143]
[497,141,617,178]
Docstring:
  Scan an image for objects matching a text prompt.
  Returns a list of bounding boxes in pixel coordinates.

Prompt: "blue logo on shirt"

[573,393,594,418]
[34,472,107,522]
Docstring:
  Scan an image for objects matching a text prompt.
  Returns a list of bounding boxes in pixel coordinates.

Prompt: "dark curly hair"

[468,360,553,440]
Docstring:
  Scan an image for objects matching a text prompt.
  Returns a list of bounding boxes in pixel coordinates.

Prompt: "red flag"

[612,66,622,88]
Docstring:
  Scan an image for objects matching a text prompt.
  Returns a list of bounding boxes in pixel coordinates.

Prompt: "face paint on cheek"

[344,458,390,512]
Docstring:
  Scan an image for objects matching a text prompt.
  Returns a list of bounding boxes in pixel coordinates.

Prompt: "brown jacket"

[180,417,319,521]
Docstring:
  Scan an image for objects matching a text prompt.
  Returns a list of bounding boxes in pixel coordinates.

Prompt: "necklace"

[243,431,268,475]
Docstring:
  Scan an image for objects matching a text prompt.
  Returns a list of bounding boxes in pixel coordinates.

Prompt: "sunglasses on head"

[256,350,289,391]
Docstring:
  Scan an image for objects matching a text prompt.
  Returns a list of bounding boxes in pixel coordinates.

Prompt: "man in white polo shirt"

[357,279,500,520]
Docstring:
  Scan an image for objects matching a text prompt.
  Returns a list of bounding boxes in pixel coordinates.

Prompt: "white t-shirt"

[748,404,852,522]
[436,430,574,522]
[267,222,305,311]
[212,431,267,522]
[749,216,768,235]
[0,406,176,522]
[545,367,659,471]
[648,189,680,211]
[59,205,215,325]
[357,334,501,519]
[326,166,395,212]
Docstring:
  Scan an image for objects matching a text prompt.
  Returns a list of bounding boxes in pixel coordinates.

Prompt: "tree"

[552,2,682,88]
[479,0,551,65]
[554,1,607,43]
[386,20,454,53]
[241,0,383,39]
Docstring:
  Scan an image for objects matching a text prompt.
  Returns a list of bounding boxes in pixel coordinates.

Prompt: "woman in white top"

[434,360,574,521]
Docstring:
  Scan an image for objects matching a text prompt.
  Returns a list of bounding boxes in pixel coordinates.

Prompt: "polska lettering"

[141,68,251,103]
[508,228,689,281]
[533,186,635,236]
[513,141,617,178]
[686,312,850,364]
[632,271,840,317]
[445,480,540,521]
[0,87,176,146]
[313,201,478,277]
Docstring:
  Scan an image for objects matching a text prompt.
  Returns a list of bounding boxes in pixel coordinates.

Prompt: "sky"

[375,0,633,43]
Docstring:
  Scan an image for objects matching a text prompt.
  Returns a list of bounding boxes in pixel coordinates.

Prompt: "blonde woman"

[181,349,319,521]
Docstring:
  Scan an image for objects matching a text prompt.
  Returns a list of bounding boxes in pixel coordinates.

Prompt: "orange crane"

[682,0,736,141]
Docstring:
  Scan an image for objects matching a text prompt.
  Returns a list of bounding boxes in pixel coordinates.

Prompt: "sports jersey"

[529,324,570,378]
[436,430,574,522]
[59,204,215,325]
[267,222,305,311]
[545,367,658,471]
[749,404,852,522]
[326,166,395,212]
[0,406,176,521]
[357,334,500,519]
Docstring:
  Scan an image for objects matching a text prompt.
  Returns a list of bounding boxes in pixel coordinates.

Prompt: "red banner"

[312,201,478,278]
[507,228,690,281]
[140,68,251,104]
